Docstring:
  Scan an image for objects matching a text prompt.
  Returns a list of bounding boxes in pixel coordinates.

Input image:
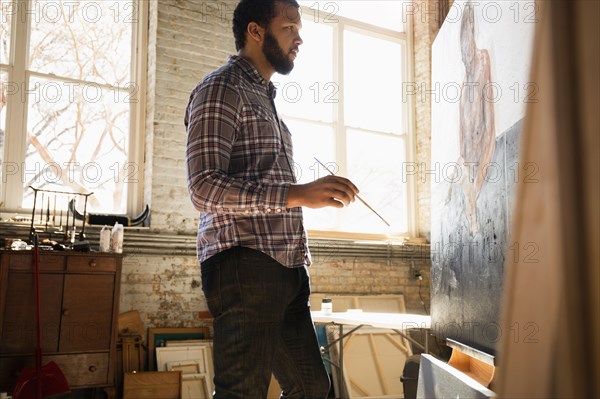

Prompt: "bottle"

[321,298,333,315]
[99,225,111,252]
[111,222,124,254]
[70,225,76,244]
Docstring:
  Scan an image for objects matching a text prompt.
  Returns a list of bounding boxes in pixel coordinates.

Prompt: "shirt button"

[276,208,282,213]
[267,208,272,213]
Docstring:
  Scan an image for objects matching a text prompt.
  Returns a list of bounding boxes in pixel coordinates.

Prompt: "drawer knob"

[89,365,97,373]
[89,260,97,268]
[62,309,70,316]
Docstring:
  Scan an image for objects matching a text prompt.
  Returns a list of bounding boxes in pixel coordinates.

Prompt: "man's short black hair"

[233,0,300,51]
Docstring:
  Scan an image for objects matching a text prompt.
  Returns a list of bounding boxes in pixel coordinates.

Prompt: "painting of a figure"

[458,4,495,235]
[431,0,535,353]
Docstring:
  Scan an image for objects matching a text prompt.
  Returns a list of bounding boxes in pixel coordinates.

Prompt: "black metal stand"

[28,186,93,245]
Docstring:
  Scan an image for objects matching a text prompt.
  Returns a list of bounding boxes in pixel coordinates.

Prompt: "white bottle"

[111,222,124,253]
[99,225,111,252]
[321,298,333,315]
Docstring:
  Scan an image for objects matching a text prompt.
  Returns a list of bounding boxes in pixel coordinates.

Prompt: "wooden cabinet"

[0,251,122,397]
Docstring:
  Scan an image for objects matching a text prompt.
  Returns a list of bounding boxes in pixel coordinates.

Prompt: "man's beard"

[263,29,295,75]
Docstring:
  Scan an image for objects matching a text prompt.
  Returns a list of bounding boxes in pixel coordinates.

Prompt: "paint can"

[321,298,333,315]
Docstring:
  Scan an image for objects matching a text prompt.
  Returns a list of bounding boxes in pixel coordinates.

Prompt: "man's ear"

[247,22,264,44]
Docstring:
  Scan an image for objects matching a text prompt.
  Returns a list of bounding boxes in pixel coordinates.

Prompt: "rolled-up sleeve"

[185,77,290,215]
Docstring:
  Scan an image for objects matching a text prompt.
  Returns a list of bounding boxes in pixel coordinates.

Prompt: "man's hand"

[287,176,359,209]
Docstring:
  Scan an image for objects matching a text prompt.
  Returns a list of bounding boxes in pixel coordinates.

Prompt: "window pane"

[344,29,404,134]
[344,128,407,233]
[28,0,133,85]
[273,19,335,123]
[284,118,338,231]
[0,0,12,65]
[23,76,130,214]
[300,1,407,32]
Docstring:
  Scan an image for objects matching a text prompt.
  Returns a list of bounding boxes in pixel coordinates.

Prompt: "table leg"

[318,323,364,399]
[339,323,345,399]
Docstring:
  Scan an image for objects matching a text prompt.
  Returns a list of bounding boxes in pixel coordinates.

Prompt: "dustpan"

[13,235,70,399]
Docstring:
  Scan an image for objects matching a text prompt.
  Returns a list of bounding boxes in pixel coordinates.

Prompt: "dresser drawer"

[67,256,116,272]
[0,352,109,388]
[47,352,110,387]
[9,253,66,272]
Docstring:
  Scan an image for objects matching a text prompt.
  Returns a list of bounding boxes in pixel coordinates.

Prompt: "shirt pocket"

[241,104,279,137]
[236,104,283,173]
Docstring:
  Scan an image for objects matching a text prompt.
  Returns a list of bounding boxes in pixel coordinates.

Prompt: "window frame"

[0,0,148,217]
[285,5,418,240]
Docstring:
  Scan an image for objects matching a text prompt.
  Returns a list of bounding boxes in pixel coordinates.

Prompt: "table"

[311,311,431,399]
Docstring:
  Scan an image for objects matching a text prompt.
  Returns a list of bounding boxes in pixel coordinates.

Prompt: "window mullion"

[404,13,418,237]
[334,19,347,232]
[3,0,32,210]
[127,0,147,216]
[335,21,346,177]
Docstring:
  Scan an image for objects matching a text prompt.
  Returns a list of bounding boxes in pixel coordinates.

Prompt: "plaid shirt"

[185,55,310,268]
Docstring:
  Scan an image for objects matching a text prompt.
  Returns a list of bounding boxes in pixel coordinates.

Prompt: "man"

[185,0,358,398]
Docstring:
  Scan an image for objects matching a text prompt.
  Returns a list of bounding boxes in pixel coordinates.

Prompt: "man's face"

[262,2,303,75]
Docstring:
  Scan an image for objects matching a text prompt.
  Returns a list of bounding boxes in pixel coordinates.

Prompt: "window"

[273,1,415,238]
[0,0,147,215]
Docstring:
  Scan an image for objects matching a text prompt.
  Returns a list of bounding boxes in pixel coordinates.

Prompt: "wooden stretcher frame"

[313,311,431,399]
[147,327,210,371]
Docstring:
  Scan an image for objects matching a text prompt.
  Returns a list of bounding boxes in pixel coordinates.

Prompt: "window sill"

[0,221,429,261]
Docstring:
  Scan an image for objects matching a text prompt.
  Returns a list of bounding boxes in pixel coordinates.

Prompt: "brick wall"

[121,252,431,329]
[144,0,236,234]
[121,254,205,327]
[120,0,436,328]
[309,257,431,313]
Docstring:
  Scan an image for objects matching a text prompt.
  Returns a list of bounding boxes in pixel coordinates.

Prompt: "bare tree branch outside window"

[20,0,134,214]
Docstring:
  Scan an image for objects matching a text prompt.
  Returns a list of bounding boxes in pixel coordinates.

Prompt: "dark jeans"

[201,246,330,399]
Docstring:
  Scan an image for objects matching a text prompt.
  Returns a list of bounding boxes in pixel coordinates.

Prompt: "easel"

[446,338,496,388]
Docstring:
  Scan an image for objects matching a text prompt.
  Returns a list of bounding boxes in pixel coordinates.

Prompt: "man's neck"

[238,49,275,82]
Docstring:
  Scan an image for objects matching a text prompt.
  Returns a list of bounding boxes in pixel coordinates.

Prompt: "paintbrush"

[313,157,391,227]
[52,194,57,226]
[39,192,44,224]
[64,196,70,241]
[45,196,50,231]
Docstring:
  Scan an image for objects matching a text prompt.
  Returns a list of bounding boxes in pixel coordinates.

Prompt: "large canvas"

[431,0,535,353]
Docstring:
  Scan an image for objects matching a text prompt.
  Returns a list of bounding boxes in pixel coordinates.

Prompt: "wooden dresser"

[0,250,122,397]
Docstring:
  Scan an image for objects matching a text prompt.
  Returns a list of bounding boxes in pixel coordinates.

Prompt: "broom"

[13,235,70,399]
